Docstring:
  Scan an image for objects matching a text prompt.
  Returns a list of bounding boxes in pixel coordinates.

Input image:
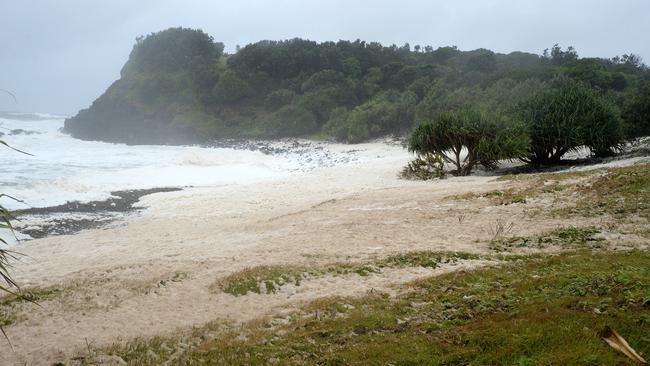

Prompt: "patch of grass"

[456,185,562,206]
[490,226,603,252]
[483,190,527,205]
[496,169,596,182]
[0,307,17,327]
[553,226,601,243]
[214,265,308,296]
[379,251,482,269]
[567,163,650,218]
[0,286,62,326]
[216,252,485,296]
[496,164,650,220]
[96,250,650,365]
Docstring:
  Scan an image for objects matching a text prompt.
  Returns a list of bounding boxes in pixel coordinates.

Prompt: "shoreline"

[13,187,182,239]
[10,136,650,242]
[11,137,650,242]
[4,136,385,242]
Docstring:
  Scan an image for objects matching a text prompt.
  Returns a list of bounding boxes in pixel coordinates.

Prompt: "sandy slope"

[1,142,647,365]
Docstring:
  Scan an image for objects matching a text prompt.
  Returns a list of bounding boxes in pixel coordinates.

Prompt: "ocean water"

[0,113,352,211]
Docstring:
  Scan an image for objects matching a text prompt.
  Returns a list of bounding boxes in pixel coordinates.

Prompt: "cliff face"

[64,81,194,145]
[64,27,225,145]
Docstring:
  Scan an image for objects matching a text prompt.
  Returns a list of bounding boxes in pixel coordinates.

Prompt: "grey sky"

[1,0,648,115]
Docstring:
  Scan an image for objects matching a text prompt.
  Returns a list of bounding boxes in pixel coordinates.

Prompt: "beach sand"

[1,141,647,365]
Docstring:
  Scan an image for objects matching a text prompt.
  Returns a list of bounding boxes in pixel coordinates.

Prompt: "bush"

[324,90,417,143]
[622,78,650,138]
[263,105,318,137]
[399,153,446,180]
[322,107,351,141]
[517,81,623,164]
[212,70,252,103]
[408,108,529,175]
[264,89,295,112]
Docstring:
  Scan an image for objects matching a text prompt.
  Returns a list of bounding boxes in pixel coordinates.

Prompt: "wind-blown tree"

[0,91,21,297]
[0,195,20,295]
[517,80,623,164]
[0,139,27,296]
[408,108,529,175]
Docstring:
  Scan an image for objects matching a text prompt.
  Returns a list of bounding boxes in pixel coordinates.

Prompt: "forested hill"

[64,27,650,144]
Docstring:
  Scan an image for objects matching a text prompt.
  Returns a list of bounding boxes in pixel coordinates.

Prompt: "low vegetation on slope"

[71,162,650,365]
[91,250,650,365]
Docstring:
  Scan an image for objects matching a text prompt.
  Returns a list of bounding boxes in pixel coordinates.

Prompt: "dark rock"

[14,187,182,239]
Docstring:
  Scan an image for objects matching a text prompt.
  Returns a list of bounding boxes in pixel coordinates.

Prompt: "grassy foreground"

[93,249,650,365]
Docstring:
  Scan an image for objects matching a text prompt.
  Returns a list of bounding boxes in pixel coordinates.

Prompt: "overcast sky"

[1,0,649,115]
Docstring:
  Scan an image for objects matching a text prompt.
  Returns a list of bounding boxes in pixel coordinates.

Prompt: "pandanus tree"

[408,107,529,175]
[0,89,30,297]
[0,139,29,296]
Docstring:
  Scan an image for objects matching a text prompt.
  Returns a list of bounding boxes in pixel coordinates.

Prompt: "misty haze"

[1,1,649,365]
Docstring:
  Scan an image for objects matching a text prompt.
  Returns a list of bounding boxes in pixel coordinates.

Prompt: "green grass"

[490,226,604,252]
[215,252,485,296]
[0,286,62,326]
[496,168,596,182]
[96,249,650,365]
[379,251,482,268]
[214,265,308,296]
[76,163,650,364]
[553,226,601,242]
[567,163,650,218]
[496,163,650,220]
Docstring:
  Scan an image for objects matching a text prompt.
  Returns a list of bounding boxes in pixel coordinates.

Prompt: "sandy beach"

[2,141,648,365]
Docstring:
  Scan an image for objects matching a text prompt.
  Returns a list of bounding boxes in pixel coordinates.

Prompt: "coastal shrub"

[263,104,318,137]
[517,81,623,164]
[324,90,418,143]
[399,153,445,180]
[322,107,351,141]
[622,77,650,138]
[296,87,356,124]
[408,108,529,175]
[213,69,252,103]
[264,89,295,112]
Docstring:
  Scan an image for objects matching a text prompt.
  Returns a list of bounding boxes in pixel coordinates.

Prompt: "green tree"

[408,108,529,175]
[465,50,497,73]
[622,77,650,138]
[342,57,362,78]
[517,80,623,164]
[63,30,648,144]
[264,89,295,112]
[335,90,417,142]
[213,70,252,103]
[263,105,318,137]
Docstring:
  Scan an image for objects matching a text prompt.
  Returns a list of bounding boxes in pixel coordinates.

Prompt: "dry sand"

[1,141,647,365]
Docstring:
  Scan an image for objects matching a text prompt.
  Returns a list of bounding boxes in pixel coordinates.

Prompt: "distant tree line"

[64,28,650,148]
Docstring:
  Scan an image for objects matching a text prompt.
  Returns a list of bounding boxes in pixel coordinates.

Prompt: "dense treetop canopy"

[64,28,649,145]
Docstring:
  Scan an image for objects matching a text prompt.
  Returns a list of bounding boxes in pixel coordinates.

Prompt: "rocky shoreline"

[13,187,181,239]
[6,137,378,242]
